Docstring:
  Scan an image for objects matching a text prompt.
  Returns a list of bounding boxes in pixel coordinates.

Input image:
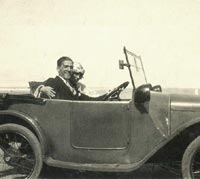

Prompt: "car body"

[0,47,200,179]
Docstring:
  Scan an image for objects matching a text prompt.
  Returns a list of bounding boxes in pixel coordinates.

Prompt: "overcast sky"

[0,0,200,88]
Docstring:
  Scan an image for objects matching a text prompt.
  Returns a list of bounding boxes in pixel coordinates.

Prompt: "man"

[39,56,79,100]
[34,58,107,100]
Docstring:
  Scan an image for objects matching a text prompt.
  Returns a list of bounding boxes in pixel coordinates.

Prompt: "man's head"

[57,56,73,80]
[72,62,85,83]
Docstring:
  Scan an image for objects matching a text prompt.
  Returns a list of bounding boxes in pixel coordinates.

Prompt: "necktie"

[65,81,77,95]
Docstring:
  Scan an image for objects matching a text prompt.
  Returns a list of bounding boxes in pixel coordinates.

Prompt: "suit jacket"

[40,76,79,100]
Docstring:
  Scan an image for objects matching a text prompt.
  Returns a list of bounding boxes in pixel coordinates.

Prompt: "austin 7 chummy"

[0,47,199,179]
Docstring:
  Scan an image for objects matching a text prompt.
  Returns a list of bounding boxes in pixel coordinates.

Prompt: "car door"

[70,100,132,150]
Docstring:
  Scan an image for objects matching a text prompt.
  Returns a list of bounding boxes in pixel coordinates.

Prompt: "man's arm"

[33,78,56,98]
[39,86,56,98]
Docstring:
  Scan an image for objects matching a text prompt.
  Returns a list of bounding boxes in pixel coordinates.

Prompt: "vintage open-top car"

[0,47,200,179]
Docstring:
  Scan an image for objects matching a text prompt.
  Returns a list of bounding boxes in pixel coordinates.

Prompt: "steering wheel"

[103,81,129,100]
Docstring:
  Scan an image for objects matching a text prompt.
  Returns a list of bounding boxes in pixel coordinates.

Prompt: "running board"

[45,157,140,172]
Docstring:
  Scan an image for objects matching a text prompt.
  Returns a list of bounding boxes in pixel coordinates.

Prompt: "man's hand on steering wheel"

[103,81,129,100]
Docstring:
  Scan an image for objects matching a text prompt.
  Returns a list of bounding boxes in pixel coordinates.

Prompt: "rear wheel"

[0,124,43,179]
[182,136,200,179]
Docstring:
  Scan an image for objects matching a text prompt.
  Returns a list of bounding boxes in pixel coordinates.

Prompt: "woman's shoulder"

[77,82,86,90]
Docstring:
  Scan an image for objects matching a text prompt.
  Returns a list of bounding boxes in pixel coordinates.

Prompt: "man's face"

[57,60,73,80]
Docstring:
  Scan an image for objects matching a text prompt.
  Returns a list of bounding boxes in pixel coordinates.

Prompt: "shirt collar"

[58,75,69,84]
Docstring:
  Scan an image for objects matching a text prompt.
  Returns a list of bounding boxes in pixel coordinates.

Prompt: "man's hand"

[40,86,56,98]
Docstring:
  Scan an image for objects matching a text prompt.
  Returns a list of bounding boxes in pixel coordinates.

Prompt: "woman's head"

[72,62,85,83]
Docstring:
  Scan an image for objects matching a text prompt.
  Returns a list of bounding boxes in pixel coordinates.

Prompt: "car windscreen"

[124,47,147,88]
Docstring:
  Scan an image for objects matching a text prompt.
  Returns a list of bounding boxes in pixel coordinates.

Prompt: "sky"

[0,0,200,89]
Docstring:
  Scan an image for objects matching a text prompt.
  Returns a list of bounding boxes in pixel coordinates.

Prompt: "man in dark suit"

[40,56,79,100]
[32,56,107,100]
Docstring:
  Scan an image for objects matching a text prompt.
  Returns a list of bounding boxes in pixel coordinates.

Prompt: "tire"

[0,124,43,179]
[182,136,200,179]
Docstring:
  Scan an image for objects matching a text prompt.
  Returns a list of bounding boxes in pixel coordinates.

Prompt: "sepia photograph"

[0,0,200,178]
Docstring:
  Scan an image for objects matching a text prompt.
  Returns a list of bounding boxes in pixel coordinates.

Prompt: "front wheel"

[0,124,43,179]
[182,136,200,179]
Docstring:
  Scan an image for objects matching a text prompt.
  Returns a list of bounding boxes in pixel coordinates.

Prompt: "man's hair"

[57,56,73,67]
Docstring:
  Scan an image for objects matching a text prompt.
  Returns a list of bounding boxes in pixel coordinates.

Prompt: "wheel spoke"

[0,131,36,179]
[0,124,42,179]
[191,150,200,178]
